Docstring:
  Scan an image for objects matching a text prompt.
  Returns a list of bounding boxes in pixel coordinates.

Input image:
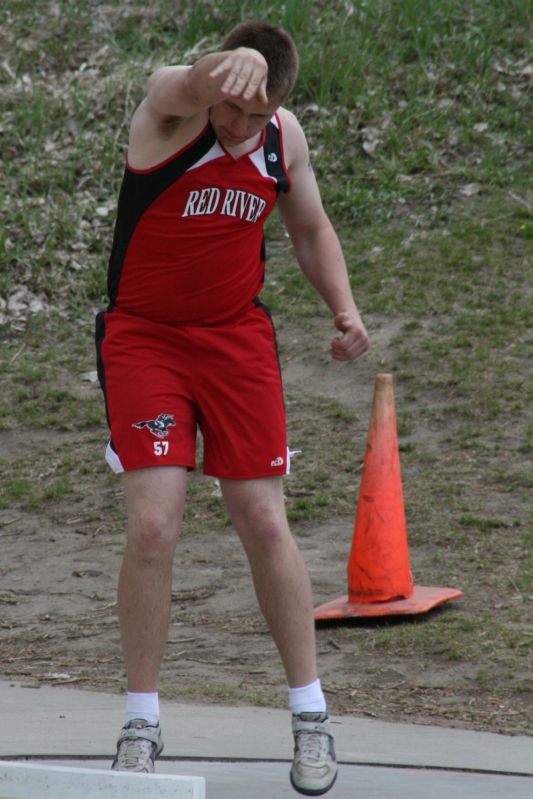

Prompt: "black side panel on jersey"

[253,297,283,381]
[263,121,290,194]
[106,125,217,306]
[94,310,109,423]
[94,310,116,455]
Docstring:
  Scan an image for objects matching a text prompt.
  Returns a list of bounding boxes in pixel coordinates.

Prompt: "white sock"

[288,678,326,715]
[124,691,160,726]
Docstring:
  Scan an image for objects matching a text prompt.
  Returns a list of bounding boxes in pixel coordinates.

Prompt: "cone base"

[314,584,463,620]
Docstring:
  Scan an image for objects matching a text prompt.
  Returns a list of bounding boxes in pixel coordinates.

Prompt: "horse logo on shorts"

[132,413,176,439]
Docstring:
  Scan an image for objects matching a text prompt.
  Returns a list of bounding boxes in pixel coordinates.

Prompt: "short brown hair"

[221,21,299,100]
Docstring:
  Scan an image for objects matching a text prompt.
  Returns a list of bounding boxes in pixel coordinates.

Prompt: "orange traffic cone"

[314,374,462,620]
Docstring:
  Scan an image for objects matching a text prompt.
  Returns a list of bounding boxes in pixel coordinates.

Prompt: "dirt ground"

[1,315,531,738]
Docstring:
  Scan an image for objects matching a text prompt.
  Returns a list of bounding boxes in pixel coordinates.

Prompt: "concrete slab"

[16,759,533,799]
[1,681,531,776]
[0,760,205,799]
[1,679,532,799]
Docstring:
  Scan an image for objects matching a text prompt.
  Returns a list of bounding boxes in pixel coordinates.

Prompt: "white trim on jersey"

[248,115,281,183]
[248,147,277,183]
[105,441,125,474]
[286,446,302,475]
[186,114,281,178]
[186,141,226,173]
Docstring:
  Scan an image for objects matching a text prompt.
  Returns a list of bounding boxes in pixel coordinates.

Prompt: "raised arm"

[127,47,270,168]
[278,111,369,361]
[145,47,269,121]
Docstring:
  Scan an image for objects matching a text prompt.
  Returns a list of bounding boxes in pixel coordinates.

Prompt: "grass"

[2,0,531,306]
[161,680,275,708]
[0,473,74,511]
[1,0,532,732]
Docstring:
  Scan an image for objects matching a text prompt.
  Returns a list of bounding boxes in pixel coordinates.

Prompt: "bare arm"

[127,47,269,168]
[278,111,369,361]
[144,47,269,121]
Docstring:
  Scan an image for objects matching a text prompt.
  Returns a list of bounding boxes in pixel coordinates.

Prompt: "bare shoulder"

[277,107,309,170]
[125,64,217,170]
[276,106,325,226]
[128,94,208,171]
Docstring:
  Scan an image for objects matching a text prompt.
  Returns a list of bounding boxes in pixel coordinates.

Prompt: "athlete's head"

[221,21,299,102]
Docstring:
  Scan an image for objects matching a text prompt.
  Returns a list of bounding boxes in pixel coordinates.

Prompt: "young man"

[96,21,368,796]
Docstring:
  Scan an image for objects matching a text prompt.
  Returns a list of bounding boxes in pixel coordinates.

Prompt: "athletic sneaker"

[290,712,338,796]
[111,718,164,773]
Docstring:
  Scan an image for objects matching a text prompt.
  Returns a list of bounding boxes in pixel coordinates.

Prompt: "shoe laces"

[116,737,153,770]
[297,729,329,764]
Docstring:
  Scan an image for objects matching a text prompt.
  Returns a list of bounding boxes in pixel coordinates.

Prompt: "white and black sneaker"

[111,718,164,773]
[290,712,338,796]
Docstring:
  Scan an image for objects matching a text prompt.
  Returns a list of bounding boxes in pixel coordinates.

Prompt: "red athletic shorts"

[95,302,289,478]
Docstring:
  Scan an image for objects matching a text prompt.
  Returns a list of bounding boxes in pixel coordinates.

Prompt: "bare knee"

[221,477,294,557]
[232,503,290,554]
[122,467,187,563]
[127,508,180,563]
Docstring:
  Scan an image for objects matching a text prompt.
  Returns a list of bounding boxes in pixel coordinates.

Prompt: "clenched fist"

[330,311,369,361]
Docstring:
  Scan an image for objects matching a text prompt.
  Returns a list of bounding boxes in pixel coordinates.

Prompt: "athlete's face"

[210,94,282,147]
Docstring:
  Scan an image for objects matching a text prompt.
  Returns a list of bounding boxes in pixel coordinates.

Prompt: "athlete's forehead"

[222,94,282,117]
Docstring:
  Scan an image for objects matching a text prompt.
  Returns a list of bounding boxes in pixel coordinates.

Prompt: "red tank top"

[106,114,290,325]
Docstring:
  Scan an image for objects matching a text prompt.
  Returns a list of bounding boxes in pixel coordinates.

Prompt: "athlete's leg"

[118,466,188,692]
[220,476,318,688]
